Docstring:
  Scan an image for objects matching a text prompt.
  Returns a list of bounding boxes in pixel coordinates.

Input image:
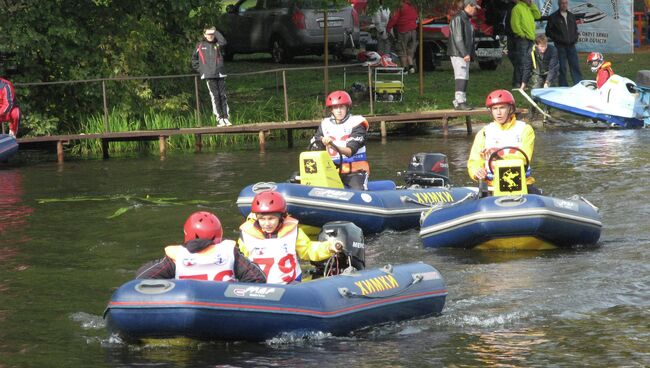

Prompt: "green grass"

[69,48,650,156]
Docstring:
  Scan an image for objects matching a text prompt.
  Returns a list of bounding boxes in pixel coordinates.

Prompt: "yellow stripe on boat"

[475,236,557,250]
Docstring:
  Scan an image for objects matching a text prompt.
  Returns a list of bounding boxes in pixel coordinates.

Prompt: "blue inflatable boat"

[104,262,447,342]
[237,182,476,235]
[237,152,477,234]
[0,134,18,162]
[419,194,602,250]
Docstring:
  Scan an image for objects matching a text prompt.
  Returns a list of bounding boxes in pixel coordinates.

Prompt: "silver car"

[220,0,360,63]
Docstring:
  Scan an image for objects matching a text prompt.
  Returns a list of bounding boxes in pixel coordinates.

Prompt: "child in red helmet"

[310,90,370,190]
[238,191,341,284]
[467,89,538,191]
[587,52,614,89]
[136,211,266,283]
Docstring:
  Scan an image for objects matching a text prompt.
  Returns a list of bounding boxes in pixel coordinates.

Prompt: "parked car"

[219,0,360,63]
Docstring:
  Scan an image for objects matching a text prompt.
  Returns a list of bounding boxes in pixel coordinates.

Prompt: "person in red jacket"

[0,77,20,137]
[135,211,266,283]
[587,52,614,89]
[386,0,418,73]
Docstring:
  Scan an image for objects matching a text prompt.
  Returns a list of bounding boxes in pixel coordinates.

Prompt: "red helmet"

[485,89,516,108]
[183,211,223,243]
[326,90,352,107]
[587,52,604,72]
[251,191,287,214]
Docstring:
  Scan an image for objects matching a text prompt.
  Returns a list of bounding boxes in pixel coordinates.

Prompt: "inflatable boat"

[237,152,477,234]
[105,262,446,342]
[531,71,650,128]
[419,152,602,250]
[420,193,602,250]
[0,134,18,162]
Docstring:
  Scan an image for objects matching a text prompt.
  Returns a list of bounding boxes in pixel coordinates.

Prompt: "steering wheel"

[487,146,530,176]
[307,138,344,175]
[307,139,325,151]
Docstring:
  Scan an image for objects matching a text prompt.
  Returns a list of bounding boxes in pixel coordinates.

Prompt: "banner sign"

[536,0,633,53]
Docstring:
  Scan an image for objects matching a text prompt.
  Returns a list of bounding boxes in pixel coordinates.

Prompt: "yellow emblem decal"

[354,274,399,296]
[303,159,317,174]
[500,167,521,191]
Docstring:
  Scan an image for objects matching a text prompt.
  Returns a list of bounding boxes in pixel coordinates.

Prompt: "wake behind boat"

[531,71,650,128]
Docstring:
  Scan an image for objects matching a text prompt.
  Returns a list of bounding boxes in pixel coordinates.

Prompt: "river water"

[0,127,648,367]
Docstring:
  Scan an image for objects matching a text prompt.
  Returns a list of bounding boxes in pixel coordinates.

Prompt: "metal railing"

[14,63,377,133]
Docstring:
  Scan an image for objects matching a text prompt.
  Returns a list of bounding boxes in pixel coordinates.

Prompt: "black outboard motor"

[402,153,450,187]
[309,221,365,279]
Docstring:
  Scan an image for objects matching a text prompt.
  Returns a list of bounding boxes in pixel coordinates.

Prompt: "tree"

[0,0,224,131]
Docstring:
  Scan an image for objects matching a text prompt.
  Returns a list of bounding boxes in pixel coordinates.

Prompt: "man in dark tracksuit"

[191,27,231,126]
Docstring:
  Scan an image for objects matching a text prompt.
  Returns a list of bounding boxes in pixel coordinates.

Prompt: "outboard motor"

[309,221,365,279]
[401,153,450,187]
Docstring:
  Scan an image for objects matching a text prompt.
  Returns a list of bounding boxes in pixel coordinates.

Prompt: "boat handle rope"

[405,191,477,211]
[337,273,424,299]
[251,182,278,193]
[570,195,600,213]
[418,192,478,223]
[495,195,525,204]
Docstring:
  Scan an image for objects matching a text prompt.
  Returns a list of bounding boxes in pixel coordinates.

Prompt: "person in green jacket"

[510,0,541,89]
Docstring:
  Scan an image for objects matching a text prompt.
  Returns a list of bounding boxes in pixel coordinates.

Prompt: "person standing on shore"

[386,0,418,73]
[448,0,480,111]
[372,0,392,55]
[545,0,582,86]
[191,27,232,127]
[510,0,541,90]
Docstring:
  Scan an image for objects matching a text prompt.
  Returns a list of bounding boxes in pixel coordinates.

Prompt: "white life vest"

[484,120,527,148]
[165,240,237,282]
[240,221,301,285]
[483,120,532,180]
[320,114,369,173]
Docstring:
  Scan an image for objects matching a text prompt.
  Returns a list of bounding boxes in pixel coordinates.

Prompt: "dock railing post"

[194,76,201,126]
[102,80,110,132]
[283,70,289,122]
[442,116,449,136]
[259,130,266,153]
[57,141,64,164]
[465,115,473,135]
[368,66,374,115]
[159,136,167,160]
[195,134,202,153]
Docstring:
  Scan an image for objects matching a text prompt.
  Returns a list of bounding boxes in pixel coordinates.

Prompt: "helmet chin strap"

[331,111,351,124]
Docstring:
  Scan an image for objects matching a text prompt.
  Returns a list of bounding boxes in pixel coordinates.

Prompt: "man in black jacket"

[191,27,232,126]
[448,0,480,111]
[545,0,582,86]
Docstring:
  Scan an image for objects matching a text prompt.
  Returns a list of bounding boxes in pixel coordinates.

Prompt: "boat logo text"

[354,274,399,296]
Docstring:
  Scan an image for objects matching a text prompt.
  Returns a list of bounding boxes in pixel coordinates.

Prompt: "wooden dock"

[17,109,493,163]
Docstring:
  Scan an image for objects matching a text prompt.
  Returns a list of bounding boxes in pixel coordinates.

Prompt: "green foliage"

[1,0,224,128]
[20,112,60,136]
